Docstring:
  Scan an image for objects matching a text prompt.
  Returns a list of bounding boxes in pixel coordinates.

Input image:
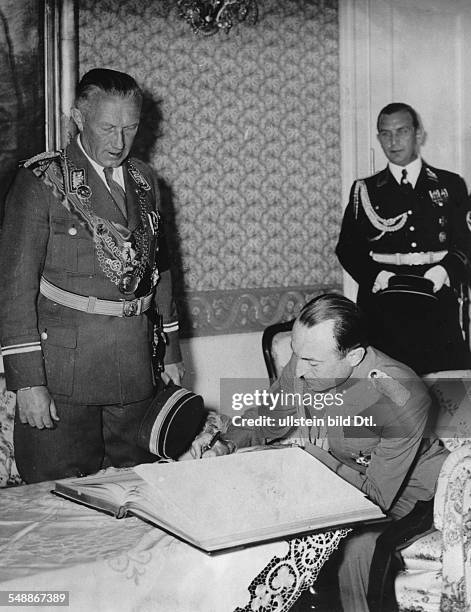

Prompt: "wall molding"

[178,284,342,337]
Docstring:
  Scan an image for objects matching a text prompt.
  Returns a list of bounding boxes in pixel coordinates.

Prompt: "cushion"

[422,370,471,451]
[0,374,22,486]
[400,529,442,567]
[395,566,442,612]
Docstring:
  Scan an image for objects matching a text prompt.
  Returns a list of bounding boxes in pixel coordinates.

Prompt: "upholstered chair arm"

[434,444,471,610]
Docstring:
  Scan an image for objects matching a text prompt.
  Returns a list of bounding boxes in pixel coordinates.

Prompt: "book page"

[55,467,144,508]
[125,480,198,534]
[134,447,383,548]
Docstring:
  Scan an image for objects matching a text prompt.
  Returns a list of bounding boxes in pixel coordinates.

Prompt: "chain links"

[60,154,153,289]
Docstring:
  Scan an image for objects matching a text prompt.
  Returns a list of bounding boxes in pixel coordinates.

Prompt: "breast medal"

[118,272,140,295]
[118,241,141,295]
[429,188,449,207]
[43,153,158,296]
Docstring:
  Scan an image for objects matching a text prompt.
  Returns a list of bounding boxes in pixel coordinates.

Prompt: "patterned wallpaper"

[78,0,342,335]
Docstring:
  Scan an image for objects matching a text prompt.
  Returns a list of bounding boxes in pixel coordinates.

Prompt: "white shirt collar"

[76,136,125,190]
[388,156,422,188]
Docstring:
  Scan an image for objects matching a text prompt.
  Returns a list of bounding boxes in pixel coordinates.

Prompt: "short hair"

[75,68,142,111]
[297,293,368,355]
[377,102,420,131]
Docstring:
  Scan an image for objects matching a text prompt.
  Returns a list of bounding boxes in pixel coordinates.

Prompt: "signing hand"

[424,265,450,293]
[16,385,59,429]
[187,431,215,459]
[201,439,233,458]
[372,270,395,293]
[180,432,234,460]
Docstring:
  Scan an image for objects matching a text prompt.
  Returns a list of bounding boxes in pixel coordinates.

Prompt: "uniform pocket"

[50,217,95,274]
[41,325,77,397]
[50,218,78,272]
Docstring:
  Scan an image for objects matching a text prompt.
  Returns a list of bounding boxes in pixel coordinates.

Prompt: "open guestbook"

[54,447,385,553]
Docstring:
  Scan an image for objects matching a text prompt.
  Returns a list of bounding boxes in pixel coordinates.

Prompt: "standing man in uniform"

[0,68,184,483]
[336,102,471,374]
[225,294,448,611]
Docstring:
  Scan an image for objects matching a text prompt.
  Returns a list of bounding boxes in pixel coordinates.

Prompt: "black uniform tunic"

[336,162,471,374]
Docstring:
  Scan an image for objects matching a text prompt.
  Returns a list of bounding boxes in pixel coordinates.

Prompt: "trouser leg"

[14,400,104,483]
[337,525,384,612]
[315,501,435,612]
[102,396,156,468]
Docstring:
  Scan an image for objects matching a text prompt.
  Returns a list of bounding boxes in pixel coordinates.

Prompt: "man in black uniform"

[336,102,471,374]
[0,69,184,483]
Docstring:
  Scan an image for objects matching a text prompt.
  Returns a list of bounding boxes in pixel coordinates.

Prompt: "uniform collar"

[337,345,377,391]
[66,139,129,225]
[352,346,378,378]
[76,136,125,190]
[388,156,422,188]
[336,346,399,400]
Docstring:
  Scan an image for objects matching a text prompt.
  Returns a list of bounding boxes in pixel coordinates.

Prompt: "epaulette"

[425,167,439,182]
[359,168,382,182]
[368,369,410,407]
[22,151,61,169]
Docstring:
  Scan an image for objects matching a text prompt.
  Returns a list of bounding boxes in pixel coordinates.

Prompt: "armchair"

[261,319,294,383]
[261,323,471,611]
[395,371,471,612]
[0,374,22,486]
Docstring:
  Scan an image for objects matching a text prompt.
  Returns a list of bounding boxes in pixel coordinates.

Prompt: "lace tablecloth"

[0,480,349,612]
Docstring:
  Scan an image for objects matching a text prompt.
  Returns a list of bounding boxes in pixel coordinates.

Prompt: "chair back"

[262,320,294,384]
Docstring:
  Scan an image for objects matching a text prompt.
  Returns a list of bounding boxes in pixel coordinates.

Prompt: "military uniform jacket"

[227,347,448,519]
[336,161,471,299]
[0,140,181,404]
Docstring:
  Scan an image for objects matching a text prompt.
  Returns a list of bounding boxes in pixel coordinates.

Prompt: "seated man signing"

[225,293,448,612]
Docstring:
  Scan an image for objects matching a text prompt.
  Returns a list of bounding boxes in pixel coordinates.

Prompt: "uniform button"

[409,226,415,231]
[68,227,77,236]
[411,242,417,248]
[40,331,48,340]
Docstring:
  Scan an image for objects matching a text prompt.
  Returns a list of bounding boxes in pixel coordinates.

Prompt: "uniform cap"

[378,274,437,300]
[137,384,207,459]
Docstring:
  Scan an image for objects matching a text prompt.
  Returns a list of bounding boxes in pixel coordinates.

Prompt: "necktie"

[104,167,127,219]
[400,168,413,192]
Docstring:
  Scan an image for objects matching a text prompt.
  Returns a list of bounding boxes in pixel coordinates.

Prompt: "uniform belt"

[370,250,447,266]
[40,277,153,317]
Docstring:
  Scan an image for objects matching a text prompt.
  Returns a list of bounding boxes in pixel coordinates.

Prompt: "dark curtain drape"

[0,0,44,225]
